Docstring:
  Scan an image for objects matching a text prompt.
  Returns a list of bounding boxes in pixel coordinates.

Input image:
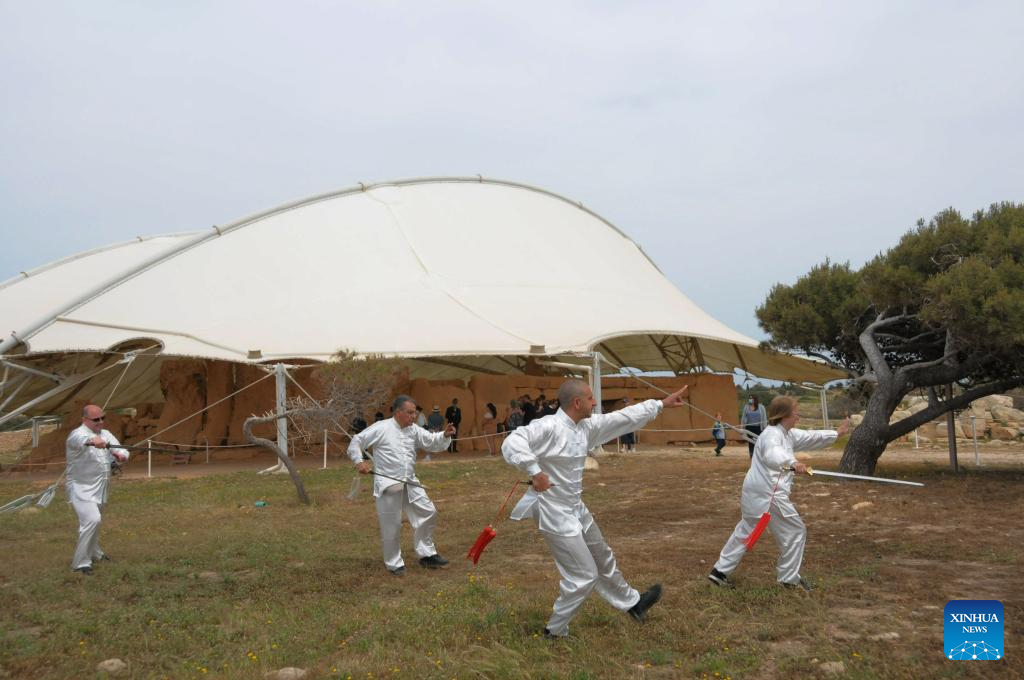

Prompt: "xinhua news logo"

[944,600,1003,660]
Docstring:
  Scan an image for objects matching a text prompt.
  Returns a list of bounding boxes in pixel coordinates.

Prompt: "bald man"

[501,379,689,638]
[65,405,128,575]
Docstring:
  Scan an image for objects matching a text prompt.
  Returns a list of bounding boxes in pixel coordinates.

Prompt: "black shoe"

[627,583,663,622]
[781,577,812,592]
[543,627,567,640]
[74,566,93,576]
[97,554,112,562]
[419,554,450,569]
[707,568,733,588]
[387,566,405,577]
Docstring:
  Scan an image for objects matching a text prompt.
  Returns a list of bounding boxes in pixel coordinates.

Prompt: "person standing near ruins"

[65,404,128,575]
[348,395,456,576]
[445,398,462,452]
[740,396,768,457]
[617,397,637,452]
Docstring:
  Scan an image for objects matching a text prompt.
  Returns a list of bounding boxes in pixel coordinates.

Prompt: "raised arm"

[414,423,455,453]
[585,385,688,448]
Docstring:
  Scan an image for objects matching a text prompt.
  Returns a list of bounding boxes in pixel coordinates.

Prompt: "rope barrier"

[100,353,137,410]
[597,357,758,445]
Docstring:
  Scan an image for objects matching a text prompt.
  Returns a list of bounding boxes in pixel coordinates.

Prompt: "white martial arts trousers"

[712,497,806,585]
[539,509,640,636]
[374,483,438,570]
[71,499,106,570]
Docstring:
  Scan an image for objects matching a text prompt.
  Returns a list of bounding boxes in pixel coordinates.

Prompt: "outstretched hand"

[444,423,457,437]
[661,385,689,408]
[836,418,851,436]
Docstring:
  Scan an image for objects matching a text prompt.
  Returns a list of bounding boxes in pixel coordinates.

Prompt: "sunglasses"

[87,416,106,423]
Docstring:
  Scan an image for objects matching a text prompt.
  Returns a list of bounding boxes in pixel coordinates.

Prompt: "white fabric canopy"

[0,177,844,417]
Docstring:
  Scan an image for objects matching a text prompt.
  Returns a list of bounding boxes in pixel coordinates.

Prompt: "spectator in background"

[542,398,558,417]
[352,416,369,435]
[712,412,726,456]
[618,397,637,453]
[520,395,538,425]
[425,406,445,461]
[445,398,462,452]
[505,399,524,431]
[415,405,427,429]
[740,396,768,458]
[427,406,444,432]
[482,402,499,455]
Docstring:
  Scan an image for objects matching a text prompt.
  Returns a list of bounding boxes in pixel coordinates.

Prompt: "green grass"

[1,454,1021,679]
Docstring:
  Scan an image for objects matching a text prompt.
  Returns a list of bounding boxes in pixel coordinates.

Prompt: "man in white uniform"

[66,404,128,575]
[502,379,690,638]
[708,396,849,591]
[348,395,456,576]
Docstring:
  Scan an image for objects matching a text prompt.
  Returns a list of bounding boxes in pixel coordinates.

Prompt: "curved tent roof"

[0,177,843,418]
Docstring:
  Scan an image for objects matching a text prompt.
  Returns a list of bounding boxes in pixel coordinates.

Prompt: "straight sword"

[789,466,924,487]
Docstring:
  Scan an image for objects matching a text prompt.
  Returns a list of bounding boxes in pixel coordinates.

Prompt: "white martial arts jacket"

[741,424,837,517]
[502,400,663,536]
[65,425,124,504]
[346,418,451,498]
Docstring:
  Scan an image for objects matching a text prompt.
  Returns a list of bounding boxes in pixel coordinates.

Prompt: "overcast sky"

[2,1,1022,341]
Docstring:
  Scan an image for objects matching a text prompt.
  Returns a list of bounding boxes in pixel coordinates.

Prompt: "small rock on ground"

[96,658,128,676]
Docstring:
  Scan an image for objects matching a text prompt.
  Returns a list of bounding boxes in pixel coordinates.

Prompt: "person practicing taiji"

[348,395,457,576]
[65,404,128,575]
[501,379,690,638]
[707,396,849,591]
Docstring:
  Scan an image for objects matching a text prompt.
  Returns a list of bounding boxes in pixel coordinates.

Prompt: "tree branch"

[243,411,311,505]
[805,351,857,375]
[859,311,909,381]
[886,377,1024,440]
[900,351,958,373]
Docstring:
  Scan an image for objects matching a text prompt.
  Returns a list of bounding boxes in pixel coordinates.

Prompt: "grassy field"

[1,447,1021,679]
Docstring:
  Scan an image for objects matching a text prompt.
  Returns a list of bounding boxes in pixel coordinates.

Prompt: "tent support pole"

[591,352,603,415]
[276,363,288,460]
[820,387,829,429]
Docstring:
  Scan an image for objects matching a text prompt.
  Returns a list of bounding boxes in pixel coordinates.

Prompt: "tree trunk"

[243,414,310,505]
[838,381,902,475]
[839,415,888,475]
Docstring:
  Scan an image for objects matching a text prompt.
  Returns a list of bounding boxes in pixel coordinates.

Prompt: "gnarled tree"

[244,351,408,504]
[757,203,1024,474]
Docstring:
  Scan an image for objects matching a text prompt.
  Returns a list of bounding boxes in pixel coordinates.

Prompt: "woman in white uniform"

[708,396,848,591]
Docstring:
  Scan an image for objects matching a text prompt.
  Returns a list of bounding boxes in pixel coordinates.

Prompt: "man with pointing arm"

[501,379,690,638]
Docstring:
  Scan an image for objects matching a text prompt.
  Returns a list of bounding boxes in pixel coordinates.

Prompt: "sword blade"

[807,468,924,487]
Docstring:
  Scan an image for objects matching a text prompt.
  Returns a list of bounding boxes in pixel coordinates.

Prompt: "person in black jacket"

[445,398,462,452]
